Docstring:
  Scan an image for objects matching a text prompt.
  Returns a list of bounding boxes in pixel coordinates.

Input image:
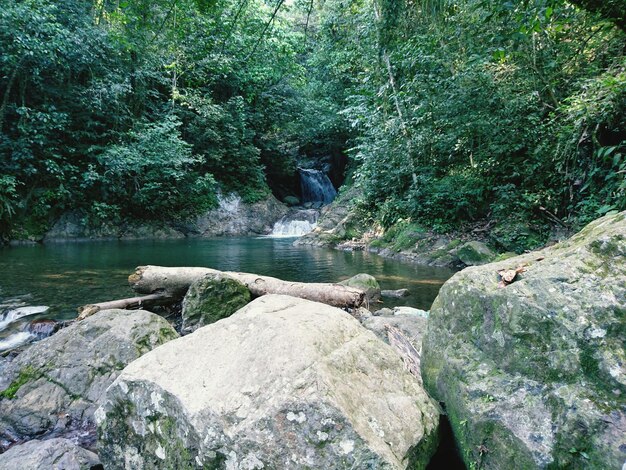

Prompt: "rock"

[362,313,428,352]
[456,240,496,266]
[97,295,440,469]
[0,309,178,451]
[24,319,59,338]
[393,306,429,318]
[181,273,251,333]
[381,288,410,298]
[339,273,381,302]
[283,195,300,207]
[189,193,289,236]
[373,307,393,316]
[0,438,101,470]
[422,211,626,469]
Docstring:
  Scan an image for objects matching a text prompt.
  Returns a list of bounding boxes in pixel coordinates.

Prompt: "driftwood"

[77,293,173,321]
[386,324,422,384]
[129,265,366,309]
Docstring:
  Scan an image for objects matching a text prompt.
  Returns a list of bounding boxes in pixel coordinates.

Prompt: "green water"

[0,237,454,335]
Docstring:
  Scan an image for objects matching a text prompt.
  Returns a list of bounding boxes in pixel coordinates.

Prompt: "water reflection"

[0,238,455,324]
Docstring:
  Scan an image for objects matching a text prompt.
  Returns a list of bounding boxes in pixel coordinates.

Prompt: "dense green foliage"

[1,0,624,248]
[312,0,624,250]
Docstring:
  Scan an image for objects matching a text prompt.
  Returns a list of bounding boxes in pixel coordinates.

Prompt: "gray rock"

[393,306,429,318]
[422,211,626,469]
[456,240,496,266]
[97,295,440,469]
[373,307,394,316]
[0,309,178,451]
[339,273,381,302]
[381,288,410,298]
[0,438,101,470]
[181,273,251,333]
[362,314,427,352]
[190,193,288,236]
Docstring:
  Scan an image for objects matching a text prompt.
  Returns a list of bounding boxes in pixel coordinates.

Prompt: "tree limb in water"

[77,293,174,321]
[129,265,366,308]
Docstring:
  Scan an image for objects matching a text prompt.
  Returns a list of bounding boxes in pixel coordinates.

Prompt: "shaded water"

[0,237,454,343]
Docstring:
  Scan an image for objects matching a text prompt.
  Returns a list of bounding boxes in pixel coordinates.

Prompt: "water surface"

[0,237,454,344]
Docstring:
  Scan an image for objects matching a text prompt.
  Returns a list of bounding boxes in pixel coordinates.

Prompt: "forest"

[0,0,624,250]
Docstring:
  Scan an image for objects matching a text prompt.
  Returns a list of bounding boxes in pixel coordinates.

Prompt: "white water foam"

[0,332,35,352]
[0,306,49,331]
[268,219,317,238]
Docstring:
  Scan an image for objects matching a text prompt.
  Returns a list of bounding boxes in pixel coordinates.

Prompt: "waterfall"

[299,169,337,205]
[0,306,49,331]
[267,209,319,238]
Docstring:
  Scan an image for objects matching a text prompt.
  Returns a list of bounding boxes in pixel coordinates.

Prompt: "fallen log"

[129,265,366,309]
[386,324,422,384]
[77,293,174,321]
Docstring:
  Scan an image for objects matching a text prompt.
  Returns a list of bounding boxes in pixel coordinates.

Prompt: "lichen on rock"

[422,211,626,469]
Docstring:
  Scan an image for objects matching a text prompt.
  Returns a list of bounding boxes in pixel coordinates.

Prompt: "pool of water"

[0,237,454,348]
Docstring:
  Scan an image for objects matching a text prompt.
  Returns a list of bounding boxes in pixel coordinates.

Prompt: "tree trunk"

[386,325,422,384]
[77,292,174,321]
[129,265,366,309]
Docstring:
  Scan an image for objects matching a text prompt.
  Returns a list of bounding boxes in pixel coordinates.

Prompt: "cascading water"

[268,209,319,238]
[299,169,337,204]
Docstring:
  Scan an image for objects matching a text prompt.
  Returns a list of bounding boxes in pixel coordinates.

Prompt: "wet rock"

[422,211,626,469]
[0,438,101,470]
[97,295,440,469]
[339,273,381,302]
[283,195,300,207]
[0,309,178,451]
[181,273,250,333]
[381,288,410,298]
[24,319,59,338]
[456,240,496,266]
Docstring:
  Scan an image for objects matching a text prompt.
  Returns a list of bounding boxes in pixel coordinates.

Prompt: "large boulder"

[97,295,440,469]
[422,211,626,469]
[0,438,101,470]
[0,309,178,451]
[339,273,381,302]
[181,272,251,333]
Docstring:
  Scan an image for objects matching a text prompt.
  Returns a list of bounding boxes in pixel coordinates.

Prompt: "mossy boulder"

[97,295,440,469]
[339,273,381,302]
[181,273,251,333]
[422,211,626,469]
[456,240,496,266]
[283,195,300,206]
[0,309,178,451]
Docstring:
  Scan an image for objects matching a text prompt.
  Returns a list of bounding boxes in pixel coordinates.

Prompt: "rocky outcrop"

[97,295,440,469]
[295,185,363,247]
[43,194,288,242]
[181,273,251,333]
[183,193,288,237]
[0,309,178,451]
[0,438,101,470]
[422,211,626,469]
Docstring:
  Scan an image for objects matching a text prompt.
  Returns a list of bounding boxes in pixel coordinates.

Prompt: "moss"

[0,366,41,399]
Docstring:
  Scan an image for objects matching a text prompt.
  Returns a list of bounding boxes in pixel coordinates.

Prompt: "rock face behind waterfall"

[0,309,178,451]
[422,211,626,469]
[97,295,440,469]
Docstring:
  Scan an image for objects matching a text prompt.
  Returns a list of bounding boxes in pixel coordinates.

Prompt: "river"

[0,237,454,351]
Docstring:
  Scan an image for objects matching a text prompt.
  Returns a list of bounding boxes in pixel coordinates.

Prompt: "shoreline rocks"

[422,210,626,469]
[0,309,178,451]
[97,295,440,469]
[0,438,101,470]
